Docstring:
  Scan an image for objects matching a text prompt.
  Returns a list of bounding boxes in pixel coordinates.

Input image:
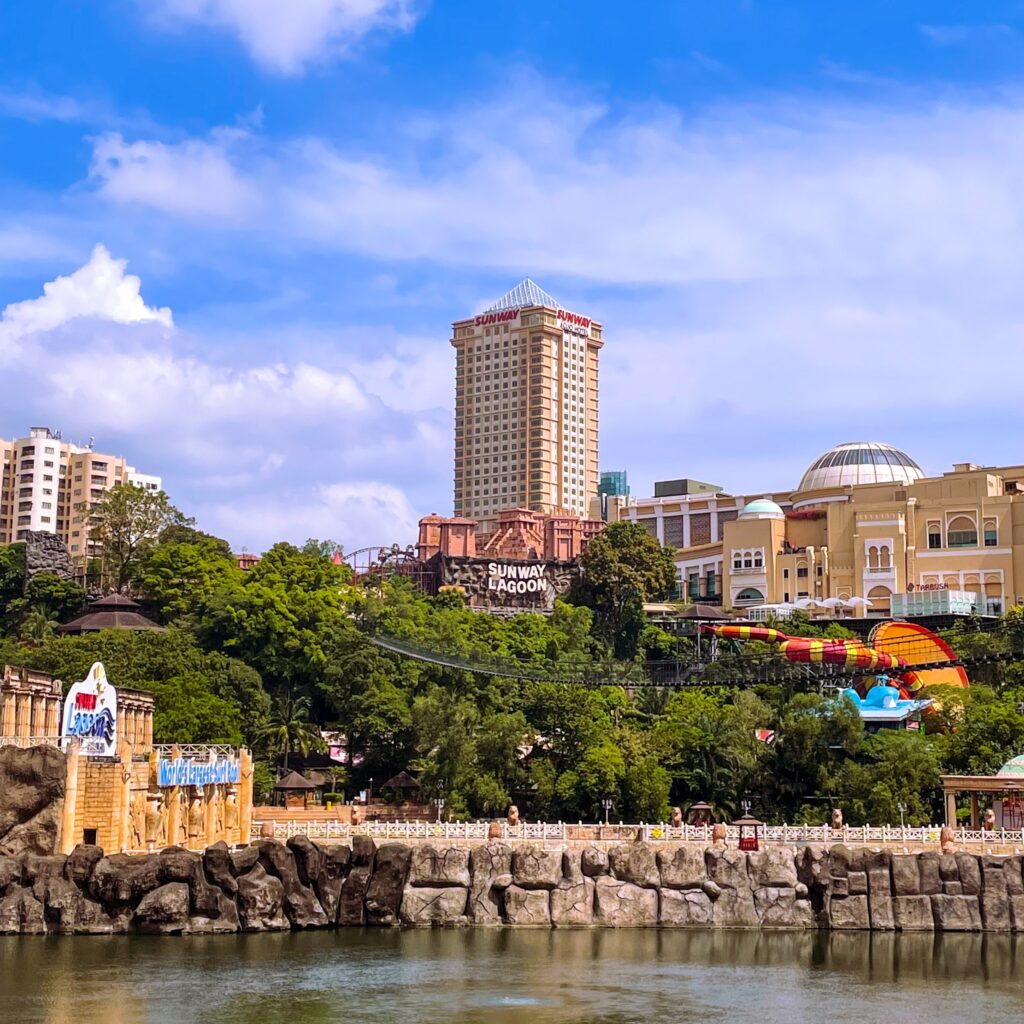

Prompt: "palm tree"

[256,693,323,773]
[20,607,58,645]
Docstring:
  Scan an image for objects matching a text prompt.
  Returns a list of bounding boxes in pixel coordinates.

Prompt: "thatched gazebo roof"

[56,594,165,635]
[381,770,420,790]
[273,770,318,791]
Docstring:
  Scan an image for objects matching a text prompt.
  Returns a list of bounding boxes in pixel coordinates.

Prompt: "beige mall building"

[614,441,1024,616]
[0,426,161,556]
[451,279,602,530]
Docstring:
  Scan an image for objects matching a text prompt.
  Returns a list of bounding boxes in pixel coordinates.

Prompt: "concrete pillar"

[945,789,957,828]
[143,710,153,751]
[239,747,253,846]
[204,788,216,847]
[61,741,81,855]
[970,792,980,829]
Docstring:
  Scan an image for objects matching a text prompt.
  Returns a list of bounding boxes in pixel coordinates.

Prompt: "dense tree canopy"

[2,508,1024,825]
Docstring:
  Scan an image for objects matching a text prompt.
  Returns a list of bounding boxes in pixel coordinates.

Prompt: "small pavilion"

[274,770,319,809]
[57,594,165,635]
[940,754,1024,828]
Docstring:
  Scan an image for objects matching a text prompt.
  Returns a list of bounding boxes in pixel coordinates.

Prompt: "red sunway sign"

[474,309,520,326]
[556,309,591,329]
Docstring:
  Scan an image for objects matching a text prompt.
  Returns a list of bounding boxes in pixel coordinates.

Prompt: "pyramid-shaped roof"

[485,278,559,312]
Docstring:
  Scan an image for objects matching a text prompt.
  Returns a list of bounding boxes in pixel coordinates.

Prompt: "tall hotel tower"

[451,279,603,529]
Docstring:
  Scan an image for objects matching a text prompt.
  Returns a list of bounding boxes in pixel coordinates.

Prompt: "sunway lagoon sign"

[472,307,592,335]
[487,561,553,596]
[62,662,117,758]
[157,750,241,788]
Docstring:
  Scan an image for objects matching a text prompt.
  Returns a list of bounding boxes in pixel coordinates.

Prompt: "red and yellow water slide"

[701,621,969,694]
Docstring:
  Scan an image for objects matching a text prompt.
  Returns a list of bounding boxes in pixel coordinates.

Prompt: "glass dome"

[797,442,924,493]
[998,753,1024,777]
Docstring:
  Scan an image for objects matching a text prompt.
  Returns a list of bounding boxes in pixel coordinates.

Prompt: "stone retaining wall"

[1,838,1022,934]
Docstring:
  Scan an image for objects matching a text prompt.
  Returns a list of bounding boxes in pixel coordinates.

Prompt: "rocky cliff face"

[1,839,1021,935]
[0,745,65,857]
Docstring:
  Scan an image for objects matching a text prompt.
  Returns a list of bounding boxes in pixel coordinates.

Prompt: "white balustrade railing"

[0,735,61,749]
[248,818,1024,846]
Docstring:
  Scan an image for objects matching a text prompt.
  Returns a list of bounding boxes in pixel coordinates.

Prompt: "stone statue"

[487,821,502,840]
[831,808,844,830]
[983,808,996,831]
[670,807,683,828]
[940,825,958,853]
[129,791,145,851]
[507,805,520,827]
[711,822,728,848]
[259,821,276,840]
[145,793,163,851]
[224,790,239,834]
[187,793,204,845]
[351,804,362,827]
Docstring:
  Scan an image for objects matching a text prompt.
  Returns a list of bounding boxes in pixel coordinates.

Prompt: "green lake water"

[2,929,1022,1024]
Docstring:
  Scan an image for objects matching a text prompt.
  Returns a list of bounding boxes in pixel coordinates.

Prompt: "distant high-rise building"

[0,426,161,558]
[451,279,603,528]
[599,470,629,497]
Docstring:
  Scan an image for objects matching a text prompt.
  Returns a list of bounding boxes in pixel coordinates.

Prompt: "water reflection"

[1,929,1021,1024]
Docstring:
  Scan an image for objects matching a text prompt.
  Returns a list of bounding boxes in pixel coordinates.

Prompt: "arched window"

[867,546,879,569]
[867,585,892,616]
[947,515,977,548]
[879,545,891,569]
[735,587,765,605]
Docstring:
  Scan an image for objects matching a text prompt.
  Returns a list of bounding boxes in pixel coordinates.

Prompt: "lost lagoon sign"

[62,662,117,758]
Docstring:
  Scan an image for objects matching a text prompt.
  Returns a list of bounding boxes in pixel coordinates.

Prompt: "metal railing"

[152,744,238,759]
[248,819,1024,846]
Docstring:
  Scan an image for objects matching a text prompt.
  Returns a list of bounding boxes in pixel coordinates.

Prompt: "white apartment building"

[0,426,161,556]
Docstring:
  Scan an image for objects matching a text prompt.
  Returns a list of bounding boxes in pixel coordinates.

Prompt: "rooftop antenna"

[87,436,94,450]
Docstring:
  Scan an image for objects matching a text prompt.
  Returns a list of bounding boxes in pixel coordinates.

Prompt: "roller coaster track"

[362,625,1020,689]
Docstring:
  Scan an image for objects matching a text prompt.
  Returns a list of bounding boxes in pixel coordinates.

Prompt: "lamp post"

[741,798,752,816]
[897,802,907,829]
[436,781,446,823]
[368,777,373,804]
[601,797,613,825]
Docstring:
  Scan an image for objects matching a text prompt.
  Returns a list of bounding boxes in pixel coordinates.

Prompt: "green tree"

[134,533,239,622]
[569,521,677,658]
[19,607,59,644]
[256,692,323,772]
[6,573,87,628]
[81,484,192,592]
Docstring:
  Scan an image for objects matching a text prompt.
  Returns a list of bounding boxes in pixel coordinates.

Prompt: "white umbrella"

[818,597,846,609]
[794,597,821,610]
[846,596,874,608]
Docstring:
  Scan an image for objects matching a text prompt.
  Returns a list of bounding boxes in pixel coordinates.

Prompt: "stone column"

[16,691,31,739]
[945,789,958,828]
[116,740,132,853]
[167,769,182,850]
[45,694,61,739]
[970,792,980,829]
[239,747,253,846]
[143,709,153,751]
[61,740,81,855]
[0,690,15,737]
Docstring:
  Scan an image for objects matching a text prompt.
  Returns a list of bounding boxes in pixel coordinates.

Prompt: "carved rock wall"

[2,839,1023,935]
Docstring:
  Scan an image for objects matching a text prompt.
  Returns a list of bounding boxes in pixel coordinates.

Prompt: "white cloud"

[0,248,439,551]
[0,244,171,353]
[83,82,1024,287]
[207,480,419,551]
[148,0,420,74]
[89,131,260,220]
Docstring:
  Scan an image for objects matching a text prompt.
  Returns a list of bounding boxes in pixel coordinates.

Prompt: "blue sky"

[2,2,1024,551]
